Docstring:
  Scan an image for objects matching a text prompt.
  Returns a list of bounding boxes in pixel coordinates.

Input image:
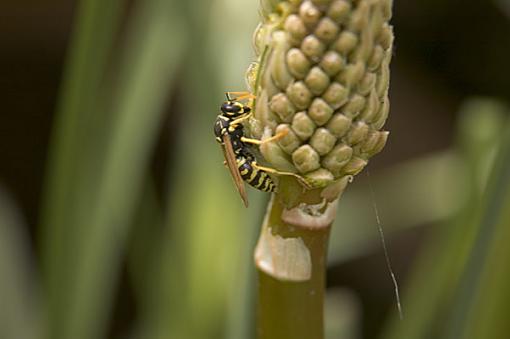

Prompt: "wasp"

[214,91,309,207]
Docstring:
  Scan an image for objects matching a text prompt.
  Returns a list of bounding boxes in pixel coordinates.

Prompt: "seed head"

[247,0,393,193]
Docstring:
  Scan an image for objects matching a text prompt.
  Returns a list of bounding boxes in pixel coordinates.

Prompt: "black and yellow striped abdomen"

[237,157,275,193]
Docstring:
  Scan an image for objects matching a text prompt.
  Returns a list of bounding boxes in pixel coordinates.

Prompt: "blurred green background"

[1,0,510,339]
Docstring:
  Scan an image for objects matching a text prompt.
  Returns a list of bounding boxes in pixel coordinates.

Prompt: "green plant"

[2,1,510,339]
[247,1,393,338]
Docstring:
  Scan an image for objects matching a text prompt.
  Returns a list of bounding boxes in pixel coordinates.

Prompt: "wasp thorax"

[247,0,393,193]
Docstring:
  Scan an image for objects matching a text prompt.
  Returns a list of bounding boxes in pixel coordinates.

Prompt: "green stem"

[255,183,339,339]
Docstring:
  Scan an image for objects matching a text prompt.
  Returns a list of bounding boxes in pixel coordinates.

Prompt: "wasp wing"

[221,133,249,207]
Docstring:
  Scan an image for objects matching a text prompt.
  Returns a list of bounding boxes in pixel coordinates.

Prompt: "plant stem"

[255,182,340,339]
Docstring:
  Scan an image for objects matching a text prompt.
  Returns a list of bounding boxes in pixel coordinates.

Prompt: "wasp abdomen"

[237,157,275,193]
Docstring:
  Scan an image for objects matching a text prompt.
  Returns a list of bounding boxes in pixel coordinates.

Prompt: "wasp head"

[221,100,251,117]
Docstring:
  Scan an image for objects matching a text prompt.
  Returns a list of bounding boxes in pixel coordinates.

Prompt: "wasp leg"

[226,91,256,101]
[240,129,288,145]
[252,163,311,189]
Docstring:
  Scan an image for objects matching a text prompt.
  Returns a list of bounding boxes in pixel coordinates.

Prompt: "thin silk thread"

[367,168,403,320]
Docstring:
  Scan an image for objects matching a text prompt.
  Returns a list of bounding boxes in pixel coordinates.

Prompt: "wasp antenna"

[225,91,255,102]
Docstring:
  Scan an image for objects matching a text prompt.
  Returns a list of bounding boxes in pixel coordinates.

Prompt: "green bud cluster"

[247,0,393,189]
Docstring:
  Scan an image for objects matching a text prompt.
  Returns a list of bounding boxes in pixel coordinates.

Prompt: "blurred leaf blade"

[62,3,185,338]
[466,167,510,339]
[40,0,124,329]
[446,113,510,339]
[127,177,165,313]
[0,189,40,339]
[41,0,186,338]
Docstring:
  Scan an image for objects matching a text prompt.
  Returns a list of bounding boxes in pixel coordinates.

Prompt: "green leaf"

[0,190,40,339]
[41,0,185,338]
